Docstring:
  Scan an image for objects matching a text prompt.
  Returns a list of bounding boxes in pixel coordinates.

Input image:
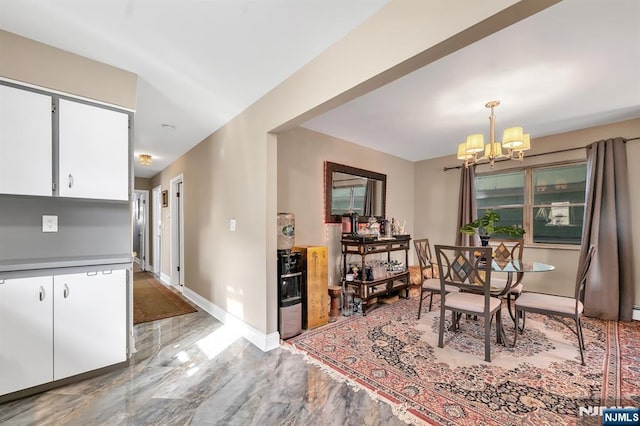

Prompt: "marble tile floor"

[0,309,408,426]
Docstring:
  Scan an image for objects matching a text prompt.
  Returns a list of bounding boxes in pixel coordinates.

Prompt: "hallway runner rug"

[286,296,640,425]
[133,272,197,324]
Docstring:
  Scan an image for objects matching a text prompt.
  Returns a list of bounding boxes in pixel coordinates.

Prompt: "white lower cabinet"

[0,269,127,396]
[0,276,54,395]
[53,270,127,380]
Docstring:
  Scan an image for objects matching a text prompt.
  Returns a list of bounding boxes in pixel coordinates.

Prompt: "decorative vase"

[478,235,491,262]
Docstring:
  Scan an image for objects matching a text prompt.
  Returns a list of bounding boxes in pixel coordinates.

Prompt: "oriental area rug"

[286,296,640,425]
[133,272,197,324]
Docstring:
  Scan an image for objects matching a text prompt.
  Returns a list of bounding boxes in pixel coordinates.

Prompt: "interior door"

[170,175,184,288]
[133,193,141,262]
[152,186,162,275]
[176,181,182,286]
[133,190,147,270]
[138,195,146,269]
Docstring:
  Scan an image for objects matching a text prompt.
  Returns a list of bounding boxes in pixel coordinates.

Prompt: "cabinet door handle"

[39,286,45,301]
[87,271,98,276]
[68,173,74,188]
[63,283,70,299]
[102,270,112,275]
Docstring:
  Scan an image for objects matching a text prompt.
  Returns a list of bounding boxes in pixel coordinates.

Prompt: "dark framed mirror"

[324,161,387,223]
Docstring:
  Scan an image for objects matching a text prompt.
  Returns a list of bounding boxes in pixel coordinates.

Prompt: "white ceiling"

[0,0,388,178]
[1,1,639,178]
[303,0,640,162]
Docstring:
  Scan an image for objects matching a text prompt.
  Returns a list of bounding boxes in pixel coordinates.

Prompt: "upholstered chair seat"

[422,278,459,295]
[516,292,584,316]
[444,292,501,313]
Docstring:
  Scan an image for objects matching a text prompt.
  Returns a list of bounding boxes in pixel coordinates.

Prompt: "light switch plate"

[230,219,237,232]
[42,215,58,233]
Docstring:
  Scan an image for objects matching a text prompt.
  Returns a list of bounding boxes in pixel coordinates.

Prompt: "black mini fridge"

[277,250,302,339]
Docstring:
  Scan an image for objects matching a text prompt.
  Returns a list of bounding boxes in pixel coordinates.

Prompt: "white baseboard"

[183,287,280,352]
[159,273,171,285]
[633,306,640,321]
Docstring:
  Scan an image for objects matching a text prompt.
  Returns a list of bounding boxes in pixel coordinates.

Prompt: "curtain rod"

[443,136,640,171]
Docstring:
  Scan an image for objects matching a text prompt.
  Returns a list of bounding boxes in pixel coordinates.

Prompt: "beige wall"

[0,30,137,110]
[134,177,152,191]
[277,127,414,285]
[0,2,568,341]
[415,118,640,304]
[144,1,559,337]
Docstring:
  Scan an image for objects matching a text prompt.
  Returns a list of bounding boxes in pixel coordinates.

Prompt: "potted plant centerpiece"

[460,210,525,246]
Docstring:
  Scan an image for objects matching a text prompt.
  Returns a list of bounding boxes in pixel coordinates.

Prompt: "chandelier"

[139,154,152,166]
[457,101,530,168]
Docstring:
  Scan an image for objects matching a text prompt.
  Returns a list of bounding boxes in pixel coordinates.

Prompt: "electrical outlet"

[230,219,237,231]
[42,215,58,233]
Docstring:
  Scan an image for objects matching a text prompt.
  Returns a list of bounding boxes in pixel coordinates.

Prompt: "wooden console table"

[341,236,411,316]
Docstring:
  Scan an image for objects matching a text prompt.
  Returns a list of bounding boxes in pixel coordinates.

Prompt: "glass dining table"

[443,258,555,345]
[489,259,555,339]
[490,259,555,296]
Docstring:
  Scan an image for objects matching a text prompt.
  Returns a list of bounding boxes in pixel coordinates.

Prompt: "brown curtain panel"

[581,137,635,321]
[456,165,477,246]
[363,179,375,217]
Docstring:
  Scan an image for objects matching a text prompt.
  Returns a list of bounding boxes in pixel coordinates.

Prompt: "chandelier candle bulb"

[502,126,525,149]
[457,142,474,160]
[515,133,531,160]
[457,100,531,168]
[465,134,485,153]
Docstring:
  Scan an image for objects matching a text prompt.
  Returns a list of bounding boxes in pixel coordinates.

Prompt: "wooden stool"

[328,286,342,322]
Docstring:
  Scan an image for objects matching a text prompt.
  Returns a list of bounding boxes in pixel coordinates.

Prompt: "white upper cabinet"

[0,85,52,196]
[58,99,129,200]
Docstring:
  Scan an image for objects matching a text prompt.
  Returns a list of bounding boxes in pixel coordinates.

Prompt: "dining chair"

[486,238,524,322]
[435,244,503,362]
[514,245,596,366]
[414,239,455,319]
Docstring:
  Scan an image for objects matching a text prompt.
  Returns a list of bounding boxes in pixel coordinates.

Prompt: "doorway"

[151,185,162,277]
[170,174,184,290]
[133,190,149,271]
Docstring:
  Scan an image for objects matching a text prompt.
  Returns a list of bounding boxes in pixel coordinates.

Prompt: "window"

[475,163,587,245]
[331,185,366,215]
[331,174,367,215]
